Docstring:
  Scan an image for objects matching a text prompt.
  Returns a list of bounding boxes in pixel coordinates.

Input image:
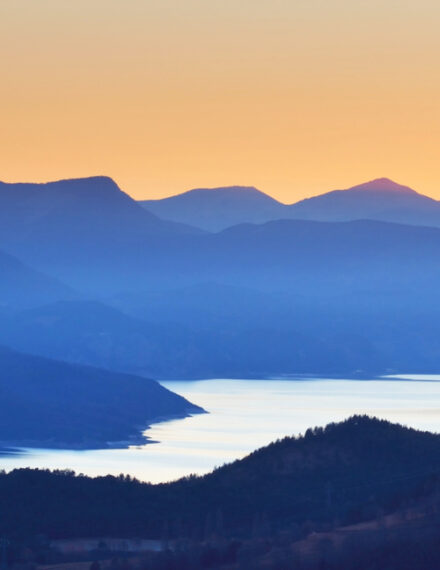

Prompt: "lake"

[2,376,440,483]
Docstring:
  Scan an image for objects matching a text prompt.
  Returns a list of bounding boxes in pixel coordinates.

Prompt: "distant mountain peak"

[349,178,417,195]
[139,184,286,231]
[367,177,398,185]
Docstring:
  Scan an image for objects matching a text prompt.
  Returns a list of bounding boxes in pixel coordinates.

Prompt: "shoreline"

[161,372,440,382]
[4,373,439,456]
[0,406,206,454]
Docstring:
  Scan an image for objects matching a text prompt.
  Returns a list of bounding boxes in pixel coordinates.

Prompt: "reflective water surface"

[1,376,440,483]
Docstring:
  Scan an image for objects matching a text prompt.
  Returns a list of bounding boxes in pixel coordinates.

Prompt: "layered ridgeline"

[0,345,202,449]
[0,177,204,450]
[0,176,202,293]
[0,176,201,244]
[2,175,440,377]
[140,178,440,231]
[0,301,203,378]
[0,248,75,310]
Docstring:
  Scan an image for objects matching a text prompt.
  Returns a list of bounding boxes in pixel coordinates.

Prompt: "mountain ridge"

[139,177,440,231]
[0,175,202,235]
[140,184,286,231]
[0,176,203,292]
[0,248,76,309]
[4,175,440,377]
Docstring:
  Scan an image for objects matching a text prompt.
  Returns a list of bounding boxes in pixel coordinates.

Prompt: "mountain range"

[0,176,202,293]
[2,174,440,401]
[0,168,438,570]
[140,178,440,231]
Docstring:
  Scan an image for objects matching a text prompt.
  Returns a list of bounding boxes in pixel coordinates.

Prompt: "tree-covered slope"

[1,416,439,539]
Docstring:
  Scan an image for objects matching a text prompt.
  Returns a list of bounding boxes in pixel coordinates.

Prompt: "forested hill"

[2,416,440,540]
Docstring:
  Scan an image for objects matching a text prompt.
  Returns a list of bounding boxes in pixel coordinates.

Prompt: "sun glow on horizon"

[1,0,439,202]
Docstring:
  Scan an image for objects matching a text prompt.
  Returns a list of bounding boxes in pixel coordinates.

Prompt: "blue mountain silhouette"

[140,178,440,231]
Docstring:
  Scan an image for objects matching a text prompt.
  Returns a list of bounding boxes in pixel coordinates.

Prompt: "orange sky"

[1,0,439,203]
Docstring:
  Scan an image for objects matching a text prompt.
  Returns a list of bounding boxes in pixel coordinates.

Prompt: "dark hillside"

[1,417,440,540]
[0,346,202,449]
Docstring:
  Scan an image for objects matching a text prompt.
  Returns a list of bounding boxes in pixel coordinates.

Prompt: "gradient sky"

[1,1,439,203]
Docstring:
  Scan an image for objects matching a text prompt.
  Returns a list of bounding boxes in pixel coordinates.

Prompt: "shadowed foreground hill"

[2,416,440,540]
[0,346,202,449]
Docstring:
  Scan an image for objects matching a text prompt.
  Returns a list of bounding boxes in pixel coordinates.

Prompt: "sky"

[1,0,439,203]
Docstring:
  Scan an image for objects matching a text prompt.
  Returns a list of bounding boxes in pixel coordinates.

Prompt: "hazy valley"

[2,176,440,385]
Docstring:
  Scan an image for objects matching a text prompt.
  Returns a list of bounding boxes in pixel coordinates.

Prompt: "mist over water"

[2,376,440,483]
